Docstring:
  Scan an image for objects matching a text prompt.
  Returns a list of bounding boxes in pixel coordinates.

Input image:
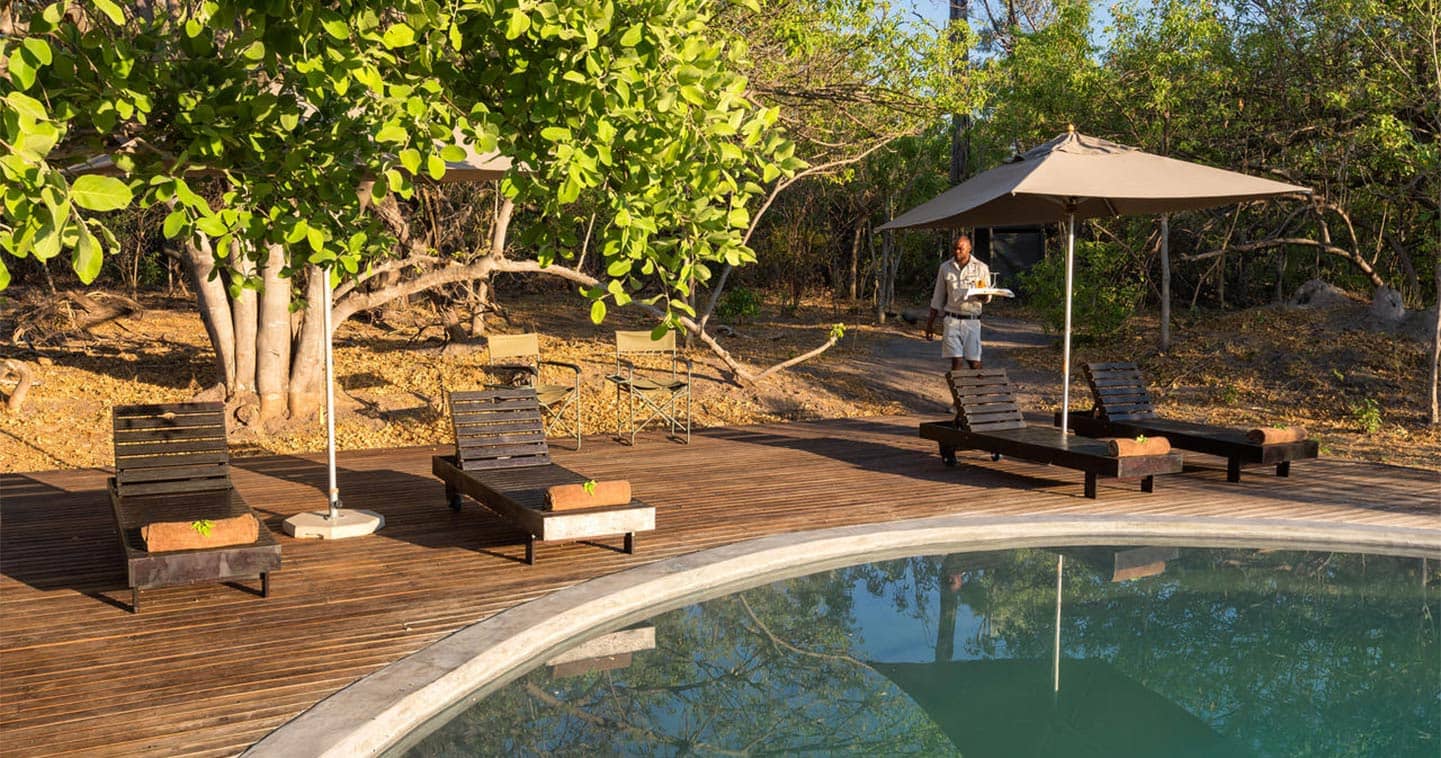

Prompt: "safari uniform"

[930,257,991,361]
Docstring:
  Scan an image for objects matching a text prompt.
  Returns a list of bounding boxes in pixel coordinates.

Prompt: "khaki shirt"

[930,257,991,316]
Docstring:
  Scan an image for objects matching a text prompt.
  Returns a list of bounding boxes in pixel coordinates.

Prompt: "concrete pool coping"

[244,513,1441,757]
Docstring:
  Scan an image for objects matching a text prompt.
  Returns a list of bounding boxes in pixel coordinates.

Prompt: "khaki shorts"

[942,317,981,361]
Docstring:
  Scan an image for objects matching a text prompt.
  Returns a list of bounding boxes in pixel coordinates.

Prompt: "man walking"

[924,234,991,370]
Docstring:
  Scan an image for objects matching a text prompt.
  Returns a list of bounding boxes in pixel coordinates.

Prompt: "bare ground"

[1,290,1436,472]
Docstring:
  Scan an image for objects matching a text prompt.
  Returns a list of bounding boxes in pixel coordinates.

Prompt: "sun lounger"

[1060,362,1319,482]
[919,369,1182,499]
[431,388,655,564]
[109,402,280,613]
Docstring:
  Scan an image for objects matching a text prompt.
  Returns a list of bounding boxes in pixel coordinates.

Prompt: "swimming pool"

[401,546,1437,756]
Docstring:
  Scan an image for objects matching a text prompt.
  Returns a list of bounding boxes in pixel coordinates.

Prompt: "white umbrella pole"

[283,266,383,539]
[1060,213,1076,436]
[323,268,340,520]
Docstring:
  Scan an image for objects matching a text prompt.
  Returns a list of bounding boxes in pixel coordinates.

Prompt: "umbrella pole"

[281,266,384,540]
[1060,212,1076,436]
[323,269,340,520]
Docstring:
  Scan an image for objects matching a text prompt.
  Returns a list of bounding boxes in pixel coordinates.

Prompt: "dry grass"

[1,289,1436,472]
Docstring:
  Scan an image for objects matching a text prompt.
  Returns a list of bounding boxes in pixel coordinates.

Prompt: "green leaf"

[190,519,214,537]
[506,9,531,40]
[620,24,643,46]
[6,92,48,121]
[72,223,103,284]
[90,0,126,24]
[70,176,133,212]
[440,144,466,162]
[589,299,606,323]
[8,51,36,90]
[606,258,632,277]
[242,40,265,61]
[375,124,408,144]
[162,210,187,239]
[0,257,10,290]
[22,38,53,66]
[426,153,446,180]
[382,23,416,48]
[399,148,421,174]
[319,12,350,40]
[540,126,571,142]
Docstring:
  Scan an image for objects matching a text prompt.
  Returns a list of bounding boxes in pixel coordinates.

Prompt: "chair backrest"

[616,329,677,377]
[945,369,1026,432]
[616,329,676,355]
[1082,362,1157,421]
[112,402,231,497]
[488,333,540,365]
[448,388,551,471]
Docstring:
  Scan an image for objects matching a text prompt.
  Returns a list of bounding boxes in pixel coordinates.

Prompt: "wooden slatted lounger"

[431,388,656,565]
[1060,361,1320,483]
[109,402,280,613]
[919,369,1183,499]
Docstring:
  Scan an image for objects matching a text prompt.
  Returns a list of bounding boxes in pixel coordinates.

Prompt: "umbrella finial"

[1067,122,1075,134]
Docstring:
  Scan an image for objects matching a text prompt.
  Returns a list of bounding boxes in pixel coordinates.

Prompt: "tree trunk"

[230,248,258,396]
[288,265,328,421]
[256,243,292,421]
[1159,214,1171,351]
[848,218,864,301]
[183,236,237,395]
[1431,258,1439,426]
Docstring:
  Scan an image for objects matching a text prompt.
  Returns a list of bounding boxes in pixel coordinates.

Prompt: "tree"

[2,0,798,417]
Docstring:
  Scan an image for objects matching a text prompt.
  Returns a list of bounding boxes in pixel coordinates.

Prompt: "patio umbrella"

[878,129,1308,433]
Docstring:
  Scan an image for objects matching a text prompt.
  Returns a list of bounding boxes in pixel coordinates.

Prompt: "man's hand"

[924,308,939,341]
[924,328,934,342]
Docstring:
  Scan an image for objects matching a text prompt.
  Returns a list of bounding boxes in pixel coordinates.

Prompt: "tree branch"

[1180,237,1386,287]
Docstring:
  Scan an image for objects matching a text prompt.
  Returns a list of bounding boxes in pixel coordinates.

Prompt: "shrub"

[716,286,762,323]
[1016,240,1143,341]
[1350,397,1382,434]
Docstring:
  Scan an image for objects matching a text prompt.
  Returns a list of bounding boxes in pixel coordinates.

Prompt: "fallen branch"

[1180,237,1385,288]
[2,359,34,413]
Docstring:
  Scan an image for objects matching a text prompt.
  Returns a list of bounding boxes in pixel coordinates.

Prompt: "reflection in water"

[406,548,1439,757]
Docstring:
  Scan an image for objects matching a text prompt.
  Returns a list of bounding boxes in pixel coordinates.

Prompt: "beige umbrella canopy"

[879,130,1306,230]
[880,129,1308,433]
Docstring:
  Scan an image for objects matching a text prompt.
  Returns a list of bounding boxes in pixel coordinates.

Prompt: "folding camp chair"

[605,329,692,445]
[486,332,582,449]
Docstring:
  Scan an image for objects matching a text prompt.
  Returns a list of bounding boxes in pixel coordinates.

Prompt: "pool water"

[405,547,1438,757]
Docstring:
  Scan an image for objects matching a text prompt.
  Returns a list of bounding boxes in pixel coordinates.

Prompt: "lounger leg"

[1084,472,1098,499]
[1227,457,1242,483]
[1276,461,1290,477]
[1141,475,1154,493]
[446,485,463,512]
[939,443,957,467]
[132,588,141,614]
[624,533,635,554]
[261,572,271,598]
[525,536,536,566]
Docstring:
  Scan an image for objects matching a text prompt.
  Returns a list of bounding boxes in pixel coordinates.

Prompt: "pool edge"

[243,513,1441,757]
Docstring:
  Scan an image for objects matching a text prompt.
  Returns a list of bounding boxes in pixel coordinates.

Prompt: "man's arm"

[925,265,947,339]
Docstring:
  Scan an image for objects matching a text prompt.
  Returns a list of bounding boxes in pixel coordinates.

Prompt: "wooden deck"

[2,415,1437,756]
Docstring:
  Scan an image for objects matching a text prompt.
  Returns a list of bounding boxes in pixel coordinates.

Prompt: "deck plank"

[2,415,1438,756]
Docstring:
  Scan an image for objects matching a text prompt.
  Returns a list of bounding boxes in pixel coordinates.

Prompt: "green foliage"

[581,479,597,496]
[1,0,800,328]
[715,285,761,322]
[190,519,214,537]
[1349,397,1382,434]
[1017,239,1143,340]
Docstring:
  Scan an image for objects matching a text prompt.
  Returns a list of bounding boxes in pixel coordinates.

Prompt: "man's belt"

[944,312,979,320]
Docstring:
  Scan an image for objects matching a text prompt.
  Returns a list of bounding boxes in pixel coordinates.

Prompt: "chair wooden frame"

[108,402,280,612]
[486,332,583,449]
[431,388,655,564]
[919,369,1183,499]
[1059,361,1320,482]
[605,330,692,445]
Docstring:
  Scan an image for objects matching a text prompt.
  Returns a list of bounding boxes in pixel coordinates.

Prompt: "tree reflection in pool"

[403,547,1438,757]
